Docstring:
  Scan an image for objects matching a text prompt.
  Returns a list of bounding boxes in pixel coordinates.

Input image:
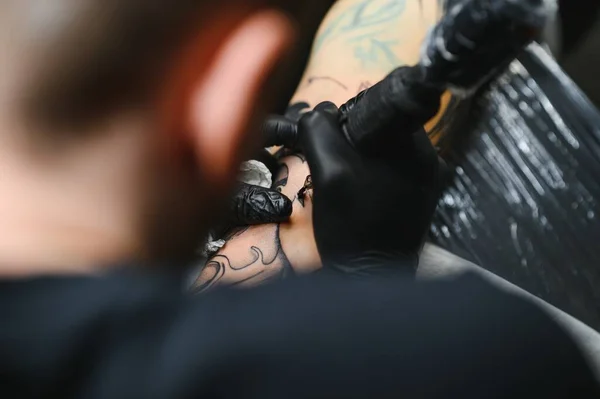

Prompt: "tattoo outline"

[196,224,293,292]
[306,76,348,91]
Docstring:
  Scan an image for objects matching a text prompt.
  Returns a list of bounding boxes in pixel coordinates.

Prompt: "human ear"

[186,9,295,189]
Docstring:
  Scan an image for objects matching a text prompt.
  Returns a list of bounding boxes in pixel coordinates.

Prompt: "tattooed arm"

[195,0,446,291]
[196,154,321,291]
[291,0,451,135]
[291,0,441,106]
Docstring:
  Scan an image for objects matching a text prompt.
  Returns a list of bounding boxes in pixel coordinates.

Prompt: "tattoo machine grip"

[341,0,549,152]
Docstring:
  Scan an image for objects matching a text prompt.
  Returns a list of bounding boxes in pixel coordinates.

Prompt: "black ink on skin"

[289,152,307,164]
[297,175,313,208]
[275,224,293,277]
[197,223,293,292]
[272,160,300,207]
[229,270,265,287]
[197,166,295,293]
[306,76,348,91]
[194,259,225,293]
[297,195,306,208]
[272,164,289,193]
[274,156,309,208]
[274,147,307,165]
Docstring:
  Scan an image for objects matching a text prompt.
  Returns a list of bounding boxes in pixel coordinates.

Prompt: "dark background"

[428,0,600,331]
[560,0,600,108]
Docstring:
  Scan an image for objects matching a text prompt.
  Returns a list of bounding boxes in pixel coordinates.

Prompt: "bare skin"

[196,0,450,290]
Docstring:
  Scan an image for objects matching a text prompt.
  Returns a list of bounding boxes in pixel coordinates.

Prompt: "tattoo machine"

[339,0,551,152]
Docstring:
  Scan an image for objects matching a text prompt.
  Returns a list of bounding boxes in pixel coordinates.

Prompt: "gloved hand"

[227,151,292,227]
[262,102,308,148]
[225,102,311,228]
[296,102,444,275]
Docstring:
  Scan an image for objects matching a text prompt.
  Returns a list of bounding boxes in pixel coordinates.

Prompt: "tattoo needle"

[297,175,313,207]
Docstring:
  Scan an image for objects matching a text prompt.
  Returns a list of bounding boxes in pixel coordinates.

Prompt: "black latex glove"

[262,102,308,148]
[226,103,311,228]
[229,183,292,226]
[227,150,292,227]
[296,102,444,275]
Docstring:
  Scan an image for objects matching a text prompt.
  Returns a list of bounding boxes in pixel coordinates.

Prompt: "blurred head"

[0,0,332,267]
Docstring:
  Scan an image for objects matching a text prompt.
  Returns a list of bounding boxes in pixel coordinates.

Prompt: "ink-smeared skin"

[314,0,407,68]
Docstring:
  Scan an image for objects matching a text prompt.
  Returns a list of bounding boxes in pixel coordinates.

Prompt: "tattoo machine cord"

[340,0,550,152]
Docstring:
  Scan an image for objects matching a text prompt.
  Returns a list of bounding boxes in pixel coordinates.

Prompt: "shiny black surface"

[431,44,600,330]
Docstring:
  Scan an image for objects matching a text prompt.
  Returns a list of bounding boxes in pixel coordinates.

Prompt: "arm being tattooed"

[196,224,293,292]
[196,155,321,291]
[293,0,441,106]
[195,0,448,291]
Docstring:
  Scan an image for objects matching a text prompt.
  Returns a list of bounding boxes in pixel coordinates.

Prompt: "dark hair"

[24,1,219,130]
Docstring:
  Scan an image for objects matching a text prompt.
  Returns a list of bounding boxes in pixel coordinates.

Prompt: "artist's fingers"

[230,183,293,225]
[313,101,339,116]
[263,102,337,149]
[298,105,361,190]
[339,88,368,115]
[298,105,347,160]
[284,101,311,121]
[262,115,298,148]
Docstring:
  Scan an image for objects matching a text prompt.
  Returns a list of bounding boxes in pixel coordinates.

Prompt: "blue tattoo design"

[314,0,407,54]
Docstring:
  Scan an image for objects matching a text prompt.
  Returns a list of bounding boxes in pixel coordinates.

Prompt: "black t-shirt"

[0,271,597,398]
